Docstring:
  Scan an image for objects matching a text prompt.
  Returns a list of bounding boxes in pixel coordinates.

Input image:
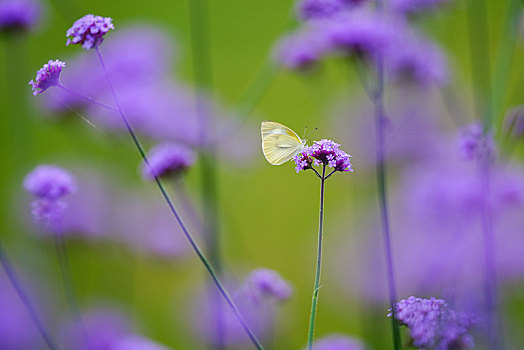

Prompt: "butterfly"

[261,121,307,165]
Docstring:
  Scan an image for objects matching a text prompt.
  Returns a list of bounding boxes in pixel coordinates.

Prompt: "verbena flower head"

[28,59,65,96]
[66,14,114,49]
[294,139,353,173]
[319,9,402,60]
[0,0,41,33]
[141,143,196,180]
[458,122,495,161]
[274,28,330,70]
[24,165,76,225]
[389,296,475,350]
[305,333,366,350]
[385,33,448,87]
[243,268,293,304]
[24,165,76,200]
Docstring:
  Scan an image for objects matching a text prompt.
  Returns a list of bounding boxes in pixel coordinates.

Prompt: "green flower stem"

[307,163,326,350]
[95,47,263,350]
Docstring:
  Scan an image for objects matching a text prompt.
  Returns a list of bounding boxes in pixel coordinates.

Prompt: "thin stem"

[372,1,401,347]
[94,47,263,350]
[307,163,326,349]
[0,239,58,350]
[53,230,89,348]
[57,84,118,112]
[312,167,322,179]
[324,169,336,180]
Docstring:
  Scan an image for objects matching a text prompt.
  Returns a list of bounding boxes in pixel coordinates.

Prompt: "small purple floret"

[28,59,65,96]
[458,123,495,161]
[66,14,114,50]
[294,139,353,173]
[141,143,196,180]
[244,268,293,304]
[0,0,41,33]
[24,165,76,200]
[389,296,475,350]
[24,165,76,224]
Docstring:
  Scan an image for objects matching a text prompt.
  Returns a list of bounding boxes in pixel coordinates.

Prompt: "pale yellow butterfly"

[261,121,307,165]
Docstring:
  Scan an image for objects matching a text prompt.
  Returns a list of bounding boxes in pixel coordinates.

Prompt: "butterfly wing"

[261,121,304,165]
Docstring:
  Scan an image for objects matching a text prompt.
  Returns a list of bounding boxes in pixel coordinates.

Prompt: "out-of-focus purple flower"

[141,143,195,180]
[24,165,76,225]
[385,33,448,86]
[112,335,171,350]
[458,122,495,161]
[304,333,365,350]
[0,0,41,33]
[243,268,293,304]
[191,269,293,346]
[61,307,132,350]
[29,60,66,96]
[66,14,114,50]
[274,28,330,70]
[390,0,455,15]
[297,0,366,20]
[294,139,353,173]
[389,296,475,350]
[24,165,75,200]
[0,273,43,349]
[320,9,404,60]
[275,7,406,70]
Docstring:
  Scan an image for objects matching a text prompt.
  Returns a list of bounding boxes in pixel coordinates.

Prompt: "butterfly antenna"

[303,125,308,140]
[305,127,318,140]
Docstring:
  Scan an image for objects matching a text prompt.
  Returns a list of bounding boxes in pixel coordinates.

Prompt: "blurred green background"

[1,0,524,349]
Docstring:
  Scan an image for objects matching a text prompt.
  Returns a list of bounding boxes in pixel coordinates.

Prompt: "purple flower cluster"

[458,123,495,161]
[274,2,450,87]
[66,14,114,50]
[389,296,475,350]
[141,143,196,180]
[386,33,448,86]
[294,139,353,173]
[275,9,403,70]
[243,268,293,304]
[28,60,65,96]
[0,0,41,33]
[23,165,76,225]
[305,333,365,350]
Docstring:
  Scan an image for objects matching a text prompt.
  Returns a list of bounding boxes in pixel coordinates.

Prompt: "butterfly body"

[261,121,306,165]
